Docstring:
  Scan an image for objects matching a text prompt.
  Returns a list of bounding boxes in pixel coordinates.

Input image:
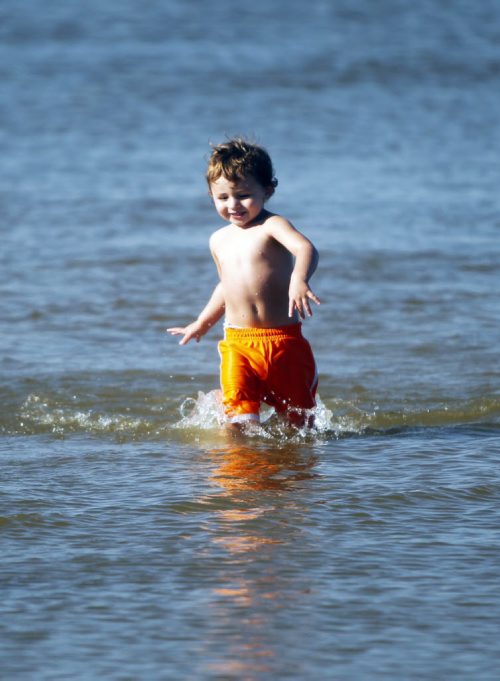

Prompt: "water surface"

[1,0,500,678]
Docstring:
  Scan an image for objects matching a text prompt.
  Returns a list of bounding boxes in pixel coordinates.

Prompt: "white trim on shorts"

[227,412,260,424]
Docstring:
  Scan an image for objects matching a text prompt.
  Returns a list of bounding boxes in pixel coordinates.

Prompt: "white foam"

[172,391,357,441]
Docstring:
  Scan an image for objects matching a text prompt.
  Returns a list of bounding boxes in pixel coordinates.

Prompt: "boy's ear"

[265,185,275,201]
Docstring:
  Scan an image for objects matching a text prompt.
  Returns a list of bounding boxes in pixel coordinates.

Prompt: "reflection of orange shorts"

[218,323,318,423]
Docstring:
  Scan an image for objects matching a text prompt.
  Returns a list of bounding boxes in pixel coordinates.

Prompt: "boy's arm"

[268,217,321,319]
[167,282,225,345]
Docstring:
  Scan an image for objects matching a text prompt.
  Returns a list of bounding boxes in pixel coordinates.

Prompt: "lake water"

[1,0,500,678]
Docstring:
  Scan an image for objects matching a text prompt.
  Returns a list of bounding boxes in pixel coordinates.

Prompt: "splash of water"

[15,393,165,440]
[9,390,500,442]
[172,390,500,441]
[176,390,226,429]
[173,390,351,442]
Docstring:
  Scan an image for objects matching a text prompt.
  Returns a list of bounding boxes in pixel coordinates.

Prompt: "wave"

[2,390,499,443]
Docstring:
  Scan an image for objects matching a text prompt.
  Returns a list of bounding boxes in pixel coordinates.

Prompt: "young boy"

[168,138,320,428]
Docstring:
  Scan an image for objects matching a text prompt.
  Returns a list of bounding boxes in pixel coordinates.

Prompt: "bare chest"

[214,229,290,272]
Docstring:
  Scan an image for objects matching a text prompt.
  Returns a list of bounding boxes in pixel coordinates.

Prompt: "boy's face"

[210,174,272,228]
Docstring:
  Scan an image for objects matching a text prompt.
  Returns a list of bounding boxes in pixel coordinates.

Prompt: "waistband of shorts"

[224,322,303,340]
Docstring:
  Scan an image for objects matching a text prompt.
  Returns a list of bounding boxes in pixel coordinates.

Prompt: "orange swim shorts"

[218,323,318,423]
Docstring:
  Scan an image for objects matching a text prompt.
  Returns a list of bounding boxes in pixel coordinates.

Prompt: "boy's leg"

[264,334,318,427]
[218,339,262,425]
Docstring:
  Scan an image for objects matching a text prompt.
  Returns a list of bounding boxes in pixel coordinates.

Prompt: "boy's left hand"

[288,279,321,319]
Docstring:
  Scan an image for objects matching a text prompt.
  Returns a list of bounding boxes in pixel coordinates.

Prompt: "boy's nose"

[228,196,240,208]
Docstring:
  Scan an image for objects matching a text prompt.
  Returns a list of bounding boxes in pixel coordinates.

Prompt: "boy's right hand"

[167,321,206,345]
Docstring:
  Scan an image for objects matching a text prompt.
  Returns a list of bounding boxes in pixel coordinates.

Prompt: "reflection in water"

[199,442,319,677]
[208,439,320,492]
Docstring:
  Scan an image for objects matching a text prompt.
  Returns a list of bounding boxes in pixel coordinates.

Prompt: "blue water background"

[1,1,500,679]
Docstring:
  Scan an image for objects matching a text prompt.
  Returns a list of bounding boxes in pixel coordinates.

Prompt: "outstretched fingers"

[306,290,321,310]
[167,326,200,345]
[289,290,322,319]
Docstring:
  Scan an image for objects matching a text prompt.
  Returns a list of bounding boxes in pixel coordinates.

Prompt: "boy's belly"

[224,297,298,328]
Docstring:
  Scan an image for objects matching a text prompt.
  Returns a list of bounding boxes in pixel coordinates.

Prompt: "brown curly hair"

[206,138,278,194]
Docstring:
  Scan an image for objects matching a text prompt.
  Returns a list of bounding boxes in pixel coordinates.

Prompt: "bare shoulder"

[209,225,231,248]
[263,213,299,236]
[263,212,315,254]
